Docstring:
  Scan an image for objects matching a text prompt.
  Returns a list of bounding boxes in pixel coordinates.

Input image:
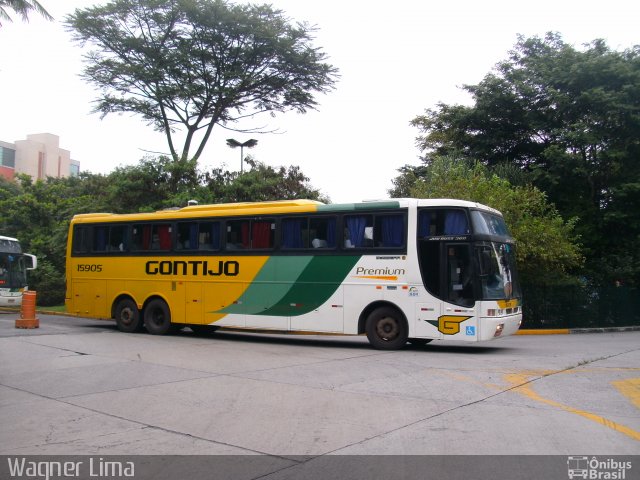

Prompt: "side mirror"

[25,254,37,270]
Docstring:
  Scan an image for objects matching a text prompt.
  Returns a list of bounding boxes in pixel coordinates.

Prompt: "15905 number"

[76,264,103,272]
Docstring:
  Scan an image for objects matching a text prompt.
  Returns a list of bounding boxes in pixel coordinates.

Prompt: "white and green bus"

[65,198,522,349]
[0,235,37,307]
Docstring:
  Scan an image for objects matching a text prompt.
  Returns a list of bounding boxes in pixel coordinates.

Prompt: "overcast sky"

[1,0,638,203]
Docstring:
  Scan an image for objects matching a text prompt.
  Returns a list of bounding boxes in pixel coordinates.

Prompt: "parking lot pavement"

[1,312,639,457]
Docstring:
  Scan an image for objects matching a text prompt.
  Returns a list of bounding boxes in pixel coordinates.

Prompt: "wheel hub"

[376,316,399,340]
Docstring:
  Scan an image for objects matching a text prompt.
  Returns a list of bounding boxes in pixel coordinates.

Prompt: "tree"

[0,174,105,305]
[66,0,338,163]
[205,157,328,203]
[105,156,203,212]
[411,33,640,286]
[392,156,583,284]
[0,0,52,25]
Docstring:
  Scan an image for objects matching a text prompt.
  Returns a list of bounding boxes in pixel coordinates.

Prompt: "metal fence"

[522,283,640,329]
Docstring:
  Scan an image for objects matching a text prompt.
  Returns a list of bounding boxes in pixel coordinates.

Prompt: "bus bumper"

[479,314,522,341]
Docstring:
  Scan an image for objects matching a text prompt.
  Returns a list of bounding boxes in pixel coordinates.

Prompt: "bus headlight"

[494,323,504,337]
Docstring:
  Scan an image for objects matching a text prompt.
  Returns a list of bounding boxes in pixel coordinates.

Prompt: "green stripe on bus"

[218,256,313,315]
[317,201,400,212]
[260,255,361,316]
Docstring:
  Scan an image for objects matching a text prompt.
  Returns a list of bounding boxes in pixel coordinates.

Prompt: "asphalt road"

[0,312,638,477]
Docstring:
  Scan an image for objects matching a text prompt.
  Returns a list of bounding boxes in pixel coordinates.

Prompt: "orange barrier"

[15,290,39,329]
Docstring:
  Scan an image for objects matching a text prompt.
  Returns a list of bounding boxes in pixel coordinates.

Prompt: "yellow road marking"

[612,378,640,410]
[429,368,640,442]
[504,372,640,442]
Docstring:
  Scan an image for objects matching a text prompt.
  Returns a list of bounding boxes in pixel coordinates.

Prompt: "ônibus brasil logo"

[567,457,632,480]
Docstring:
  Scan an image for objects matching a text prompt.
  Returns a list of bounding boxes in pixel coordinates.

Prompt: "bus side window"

[282,218,306,249]
[344,215,373,248]
[226,220,274,250]
[177,222,221,250]
[73,226,90,254]
[176,222,193,250]
[199,222,221,250]
[92,226,108,252]
[375,214,404,247]
[418,209,469,237]
[108,226,127,252]
[310,217,336,249]
[132,224,172,251]
[226,220,249,249]
[252,220,274,249]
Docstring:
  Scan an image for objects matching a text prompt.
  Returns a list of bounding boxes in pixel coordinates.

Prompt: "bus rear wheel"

[144,299,172,335]
[115,298,143,333]
[365,306,408,350]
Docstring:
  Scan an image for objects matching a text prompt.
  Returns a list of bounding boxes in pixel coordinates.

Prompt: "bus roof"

[70,198,502,224]
[0,235,19,242]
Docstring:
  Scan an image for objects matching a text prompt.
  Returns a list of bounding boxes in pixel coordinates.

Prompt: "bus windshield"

[0,236,36,305]
[470,210,511,237]
[0,253,29,289]
[477,242,521,300]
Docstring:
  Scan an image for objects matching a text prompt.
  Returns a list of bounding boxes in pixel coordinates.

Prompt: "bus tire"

[365,306,408,350]
[144,299,172,335]
[115,298,143,333]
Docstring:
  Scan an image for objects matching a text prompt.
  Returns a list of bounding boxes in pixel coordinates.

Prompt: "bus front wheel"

[115,298,143,333]
[365,307,408,350]
[144,299,172,335]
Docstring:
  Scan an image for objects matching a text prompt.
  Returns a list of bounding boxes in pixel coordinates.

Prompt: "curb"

[517,329,570,335]
[518,326,640,335]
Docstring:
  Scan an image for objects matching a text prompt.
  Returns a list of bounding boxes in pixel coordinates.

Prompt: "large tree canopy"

[66,0,338,163]
[411,33,640,285]
[391,156,583,284]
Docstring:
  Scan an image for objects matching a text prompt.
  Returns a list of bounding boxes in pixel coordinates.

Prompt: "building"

[0,133,80,181]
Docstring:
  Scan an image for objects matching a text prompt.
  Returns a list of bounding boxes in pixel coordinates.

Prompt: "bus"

[65,198,522,349]
[0,235,37,307]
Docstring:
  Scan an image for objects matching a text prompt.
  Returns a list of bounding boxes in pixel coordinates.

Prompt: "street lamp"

[226,138,258,173]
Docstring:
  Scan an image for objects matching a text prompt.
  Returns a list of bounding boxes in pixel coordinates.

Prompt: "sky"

[1,0,639,203]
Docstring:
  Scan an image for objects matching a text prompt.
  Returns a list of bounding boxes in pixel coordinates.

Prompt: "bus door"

[416,241,478,340]
[183,281,203,323]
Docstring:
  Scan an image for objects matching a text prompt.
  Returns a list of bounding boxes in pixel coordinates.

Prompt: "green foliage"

[411,33,640,286]
[205,157,328,204]
[66,0,338,163]
[396,156,583,284]
[0,0,52,25]
[28,259,65,306]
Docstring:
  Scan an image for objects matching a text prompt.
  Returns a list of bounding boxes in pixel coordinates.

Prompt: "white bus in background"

[0,235,37,307]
